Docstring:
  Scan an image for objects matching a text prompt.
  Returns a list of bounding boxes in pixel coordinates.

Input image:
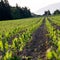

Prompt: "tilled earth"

[48,18,60,30]
[19,18,50,60]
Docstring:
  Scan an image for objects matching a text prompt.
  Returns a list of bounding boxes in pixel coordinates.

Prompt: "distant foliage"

[0,0,32,20]
[53,10,60,15]
[43,10,51,16]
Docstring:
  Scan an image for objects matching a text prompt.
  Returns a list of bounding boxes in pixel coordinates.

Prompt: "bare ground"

[48,18,60,30]
[19,18,50,60]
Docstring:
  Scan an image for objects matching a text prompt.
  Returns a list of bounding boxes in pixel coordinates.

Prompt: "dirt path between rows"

[19,18,50,60]
[48,18,60,30]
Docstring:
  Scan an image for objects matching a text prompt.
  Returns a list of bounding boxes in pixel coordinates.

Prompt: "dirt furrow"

[48,18,60,30]
[19,18,50,60]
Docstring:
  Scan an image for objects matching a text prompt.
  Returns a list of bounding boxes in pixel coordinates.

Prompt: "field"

[0,15,60,60]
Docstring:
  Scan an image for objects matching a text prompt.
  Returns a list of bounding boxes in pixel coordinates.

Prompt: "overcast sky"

[8,0,60,13]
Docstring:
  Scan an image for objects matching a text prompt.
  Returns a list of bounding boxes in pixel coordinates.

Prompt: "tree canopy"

[53,10,60,15]
[0,0,32,20]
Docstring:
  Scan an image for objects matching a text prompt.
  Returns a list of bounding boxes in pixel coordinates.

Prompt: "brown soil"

[48,18,60,30]
[8,30,26,45]
[19,18,50,60]
[8,19,41,45]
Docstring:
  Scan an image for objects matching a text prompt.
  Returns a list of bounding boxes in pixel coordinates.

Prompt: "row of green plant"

[45,18,60,60]
[49,15,60,26]
[0,17,43,60]
[0,18,40,34]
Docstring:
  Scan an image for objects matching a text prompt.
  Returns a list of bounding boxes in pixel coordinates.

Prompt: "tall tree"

[44,10,51,16]
[0,0,32,20]
[53,10,60,15]
[0,0,12,20]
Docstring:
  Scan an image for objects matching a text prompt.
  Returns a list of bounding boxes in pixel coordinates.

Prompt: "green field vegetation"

[46,16,60,60]
[0,15,60,60]
[0,17,43,60]
[49,15,60,26]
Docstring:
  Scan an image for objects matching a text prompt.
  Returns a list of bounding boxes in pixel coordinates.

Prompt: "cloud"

[8,0,60,13]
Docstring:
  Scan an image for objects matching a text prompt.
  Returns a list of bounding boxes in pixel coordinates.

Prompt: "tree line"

[0,0,32,20]
[44,10,60,16]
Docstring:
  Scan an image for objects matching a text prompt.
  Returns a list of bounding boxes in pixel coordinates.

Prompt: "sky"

[8,0,60,13]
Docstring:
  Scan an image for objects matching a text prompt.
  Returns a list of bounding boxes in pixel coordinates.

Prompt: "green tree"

[53,10,60,15]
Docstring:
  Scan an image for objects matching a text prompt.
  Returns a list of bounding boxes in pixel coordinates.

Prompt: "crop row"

[0,17,43,60]
[49,15,60,26]
[45,17,60,60]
